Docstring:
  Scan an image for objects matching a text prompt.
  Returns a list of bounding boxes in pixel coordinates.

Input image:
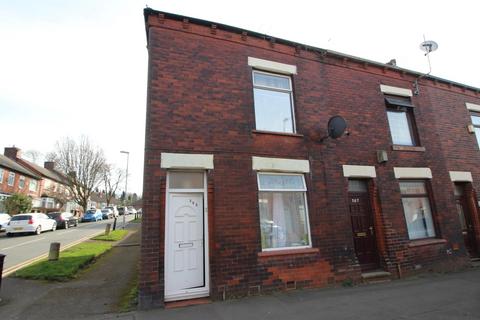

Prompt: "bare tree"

[43,184,71,209]
[102,164,124,206]
[23,150,43,164]
[51,136,106,213]
[45,151,58,162]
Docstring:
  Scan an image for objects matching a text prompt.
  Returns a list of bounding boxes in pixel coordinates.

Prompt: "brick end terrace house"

[0,153,41,211]
[3,147,77,213]
[140,8,480,308]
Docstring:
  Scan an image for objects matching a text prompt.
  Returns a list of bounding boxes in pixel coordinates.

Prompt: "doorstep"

[471,257,480,268]
[361,270,392,284]
[165,298,212,309]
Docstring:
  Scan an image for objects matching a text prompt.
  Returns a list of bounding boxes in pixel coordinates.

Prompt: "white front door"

[165,193,205,299]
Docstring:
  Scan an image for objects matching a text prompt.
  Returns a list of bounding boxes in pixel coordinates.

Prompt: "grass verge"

[131,216,142,223]
[15,241,112,281]
[92,229,129,241]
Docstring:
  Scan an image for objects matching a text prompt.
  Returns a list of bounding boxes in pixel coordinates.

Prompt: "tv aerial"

[414,37,438,95]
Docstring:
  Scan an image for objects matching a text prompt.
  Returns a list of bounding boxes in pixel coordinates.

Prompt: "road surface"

[0,215,135,273]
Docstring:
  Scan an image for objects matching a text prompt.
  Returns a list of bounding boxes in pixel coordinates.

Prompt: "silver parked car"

[104,206,119,217]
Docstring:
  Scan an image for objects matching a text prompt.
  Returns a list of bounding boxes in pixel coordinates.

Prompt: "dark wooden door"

[348,180,379,271]
[455,184,478,257]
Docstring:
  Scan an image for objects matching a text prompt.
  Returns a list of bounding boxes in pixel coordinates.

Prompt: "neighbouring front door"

[455,184,478,257]
[165,193,205,299]
[348,179,380,271]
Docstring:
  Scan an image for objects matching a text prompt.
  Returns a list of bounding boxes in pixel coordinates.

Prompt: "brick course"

[141,9,480,308]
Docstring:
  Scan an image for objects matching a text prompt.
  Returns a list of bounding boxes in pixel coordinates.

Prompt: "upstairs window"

[19,176,25,189]
[8,172,15,186]
[385,96,419,146]
[471,112,480,148]
[252,71,295,133]
[0,168,3,184]
[257,173,311,250]
[399,181,436,240]
[29,179,38,192]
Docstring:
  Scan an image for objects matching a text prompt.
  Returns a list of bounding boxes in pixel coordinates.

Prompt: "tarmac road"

[0,214,135,274]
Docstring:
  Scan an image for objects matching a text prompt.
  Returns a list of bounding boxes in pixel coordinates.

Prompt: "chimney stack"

[4,146,21,160]
[44,161,56,171]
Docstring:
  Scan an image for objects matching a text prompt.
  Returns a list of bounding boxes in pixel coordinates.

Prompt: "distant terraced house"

[0,152,41,212]
[2,147,79,213]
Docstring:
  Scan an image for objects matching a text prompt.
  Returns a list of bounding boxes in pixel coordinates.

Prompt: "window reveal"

[471,113,480,148]
[385,96,419,146]
[7,172,15,186]
[257,173,311,250]
[252,71,295,133]
[399,181,436,240]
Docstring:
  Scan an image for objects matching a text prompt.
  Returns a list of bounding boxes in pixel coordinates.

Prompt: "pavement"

[1,225,480,319]
[0,221,141,320]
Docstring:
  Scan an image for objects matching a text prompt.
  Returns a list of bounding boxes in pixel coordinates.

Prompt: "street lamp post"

[120,150,129,229]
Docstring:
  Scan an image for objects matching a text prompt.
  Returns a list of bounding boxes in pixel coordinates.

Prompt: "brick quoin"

[140,8,480,308]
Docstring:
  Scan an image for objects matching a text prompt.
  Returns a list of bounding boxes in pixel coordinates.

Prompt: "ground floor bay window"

[257,173,311,250]
[399,180,436,240]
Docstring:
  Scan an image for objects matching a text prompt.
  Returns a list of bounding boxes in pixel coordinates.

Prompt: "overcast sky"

[1,0,479,195]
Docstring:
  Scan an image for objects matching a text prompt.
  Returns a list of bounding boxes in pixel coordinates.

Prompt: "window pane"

[259,191,309,249]
[454,184,464,196]
[475,127,480,148]
[169,172,204,189]
[253,72,290,90]
[258,174,305,190]
[401,197,435,239]
[29,180,37,192]
[8,173,15,186]
[399,181,426,195]
[254,88,293,133]
[471,115,480,126]
[387,110,414,146]
[348,180,368,192]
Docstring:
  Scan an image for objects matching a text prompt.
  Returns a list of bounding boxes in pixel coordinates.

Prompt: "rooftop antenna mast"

[413,35,438,95]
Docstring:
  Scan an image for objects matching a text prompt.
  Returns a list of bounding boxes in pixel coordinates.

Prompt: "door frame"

[455,182,479,257]
[164,171,210,302]
[347,178,380,271]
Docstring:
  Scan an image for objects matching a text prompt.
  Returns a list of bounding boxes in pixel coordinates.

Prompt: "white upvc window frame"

[19,175,25,189]
[29,179,38,192]
[256,172,312,252]
[471,112,480,149]
[252,70,297,134]
[7,172,15,186]
[0,168,3,184]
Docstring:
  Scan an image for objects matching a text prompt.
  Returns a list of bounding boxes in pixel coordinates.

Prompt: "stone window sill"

[408,238,447,248]
[252,130,304,138]
[392,145,426,152]
[257,247,319,258]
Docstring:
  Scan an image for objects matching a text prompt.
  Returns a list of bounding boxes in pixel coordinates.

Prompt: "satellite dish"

[419,40,438,55]
[327,115,347,139]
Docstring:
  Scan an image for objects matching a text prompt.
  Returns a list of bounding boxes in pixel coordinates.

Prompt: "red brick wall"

[140,13,480,307]
[0,167,40,199]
